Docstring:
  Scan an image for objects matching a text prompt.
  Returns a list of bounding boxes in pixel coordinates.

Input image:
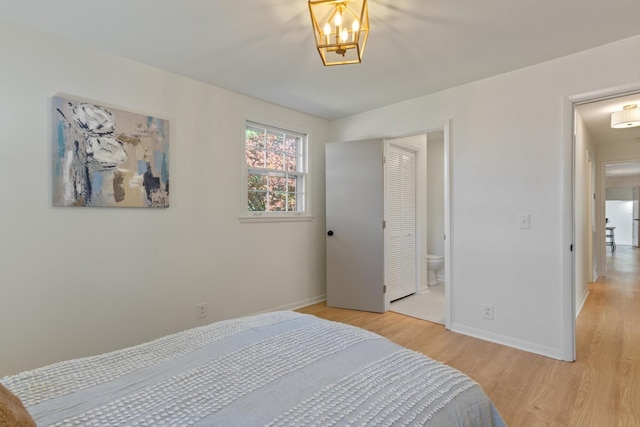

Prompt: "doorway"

[388,130,448,325]
[324,122,452,329]
[570,89,640,360]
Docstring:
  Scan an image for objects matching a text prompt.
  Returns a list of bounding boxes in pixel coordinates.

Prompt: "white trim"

[452,323,563,361]
[239,215,313,223]
[561,95,576,362]
[597,160,606,277]
[443,120,452,331]
[576,290,590,318]
[253,295,326,314]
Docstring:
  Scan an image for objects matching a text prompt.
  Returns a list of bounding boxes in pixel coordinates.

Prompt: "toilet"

[426,254,444,286]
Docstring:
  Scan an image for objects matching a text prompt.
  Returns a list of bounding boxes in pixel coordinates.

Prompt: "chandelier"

[308,0,369,66]
[610,104,640,129]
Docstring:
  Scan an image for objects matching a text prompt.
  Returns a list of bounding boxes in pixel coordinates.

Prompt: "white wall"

[607,176,640,190]
[0,22,329,376]
[606,175,640,203]
[606,201,634,245]
[606,187,634,200]
[330,36,640,359]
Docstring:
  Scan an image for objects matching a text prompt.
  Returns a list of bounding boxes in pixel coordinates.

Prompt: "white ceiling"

[2,1,639,174]
[1,0,640,121]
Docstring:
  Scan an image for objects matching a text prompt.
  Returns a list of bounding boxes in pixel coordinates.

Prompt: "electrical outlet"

[196,302,207,319]
[482,304,494,320]
[518,214,531,229]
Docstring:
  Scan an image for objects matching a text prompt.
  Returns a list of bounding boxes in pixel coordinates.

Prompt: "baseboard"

[255,295,327,314]
[576,290,590,318]
[451,323,564,361]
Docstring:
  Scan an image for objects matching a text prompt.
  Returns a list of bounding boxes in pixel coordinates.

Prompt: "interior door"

[326,139,385,313]
[386,144,417,301]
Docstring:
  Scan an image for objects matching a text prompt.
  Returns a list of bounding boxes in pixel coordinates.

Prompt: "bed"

[1,311,506,426]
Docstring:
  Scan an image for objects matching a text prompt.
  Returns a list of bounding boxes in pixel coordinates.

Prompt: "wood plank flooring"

[297,245,640,426]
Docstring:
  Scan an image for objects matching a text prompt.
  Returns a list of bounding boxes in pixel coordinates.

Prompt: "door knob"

[327,230,334,236]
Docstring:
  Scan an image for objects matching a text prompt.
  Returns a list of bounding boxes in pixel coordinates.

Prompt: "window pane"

[248,191,267,211]
[268,175,287,192]
[266,131,284,151]
[284,136,299,154]
[248,174,267,191]
[246,148,265,168]
[284,153,297,172]
[246,127,265,148]
[265,150,284,169]
[268,192,287,211]
[284,136,299,171]
[287,177,296,192]
[287,193,297,211]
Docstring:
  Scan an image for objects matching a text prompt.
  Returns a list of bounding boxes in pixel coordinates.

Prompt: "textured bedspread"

[2,311,506,426]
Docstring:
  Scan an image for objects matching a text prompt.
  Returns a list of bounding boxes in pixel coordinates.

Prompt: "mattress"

[1,311,506,426]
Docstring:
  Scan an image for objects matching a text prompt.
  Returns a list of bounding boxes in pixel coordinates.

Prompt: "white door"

[386,145,417,301]
[325,140,386,313]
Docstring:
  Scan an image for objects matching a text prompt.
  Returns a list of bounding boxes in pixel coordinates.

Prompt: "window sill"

[239,214,314,223]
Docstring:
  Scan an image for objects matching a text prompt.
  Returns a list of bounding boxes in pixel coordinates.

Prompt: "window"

[243,121,308,218]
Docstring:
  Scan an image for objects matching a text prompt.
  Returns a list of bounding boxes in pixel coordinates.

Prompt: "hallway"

[571,244,639,426]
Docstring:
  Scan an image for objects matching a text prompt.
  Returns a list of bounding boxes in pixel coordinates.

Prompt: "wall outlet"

[196,302,207,319]
[482,304,494,320]
[518,213,531,229]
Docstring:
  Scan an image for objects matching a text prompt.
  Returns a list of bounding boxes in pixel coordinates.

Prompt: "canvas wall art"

[52,96,169,208]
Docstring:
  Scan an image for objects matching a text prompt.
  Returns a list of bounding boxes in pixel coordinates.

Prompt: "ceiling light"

[610,104,640,128]
[308,0,369,66]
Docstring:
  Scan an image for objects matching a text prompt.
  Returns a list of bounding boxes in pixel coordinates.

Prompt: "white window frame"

[240,120,311,222]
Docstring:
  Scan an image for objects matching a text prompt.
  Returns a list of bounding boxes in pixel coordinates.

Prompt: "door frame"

[565,83,640,361]
[601,160,640,254]
[382,121,452,330]
[633,186,639,247]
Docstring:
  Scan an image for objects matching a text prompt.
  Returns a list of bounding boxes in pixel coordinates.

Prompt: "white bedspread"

[2,311,506,426]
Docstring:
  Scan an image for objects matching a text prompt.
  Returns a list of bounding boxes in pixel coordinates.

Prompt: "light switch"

[518,214,531,229]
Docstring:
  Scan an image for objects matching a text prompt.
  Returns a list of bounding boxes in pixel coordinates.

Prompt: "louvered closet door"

[386,145,417,301]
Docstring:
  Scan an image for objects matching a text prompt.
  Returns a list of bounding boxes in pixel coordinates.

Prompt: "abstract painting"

[52,96,169,207]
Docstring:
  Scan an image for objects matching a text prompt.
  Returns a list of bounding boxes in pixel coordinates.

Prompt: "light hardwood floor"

[297,245,639,426]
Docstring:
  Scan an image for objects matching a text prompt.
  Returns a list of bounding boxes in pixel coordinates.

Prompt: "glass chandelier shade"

[308,0,369,66]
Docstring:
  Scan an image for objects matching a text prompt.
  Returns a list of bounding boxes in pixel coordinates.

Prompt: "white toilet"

[426,254,444,286]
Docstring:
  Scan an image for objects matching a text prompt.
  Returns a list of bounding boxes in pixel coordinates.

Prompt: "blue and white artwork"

[52,96,169,208]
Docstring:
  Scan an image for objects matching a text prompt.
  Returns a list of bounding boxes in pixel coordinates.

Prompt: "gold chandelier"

[308,0,369,66]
